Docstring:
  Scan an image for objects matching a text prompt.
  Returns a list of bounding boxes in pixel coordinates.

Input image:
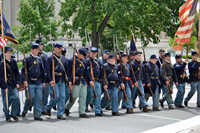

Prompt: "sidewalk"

[142,115,200,133]
[179,125,200,133]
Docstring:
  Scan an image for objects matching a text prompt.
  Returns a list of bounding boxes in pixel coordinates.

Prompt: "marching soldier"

[0,46,21,122]
[46,43,67,120]
[61,47,70,104]
[36,40,49,115]
[184,51,200,107]
[159,53,178,109]
[117,53,134,114]
[101,55,122,116]
[85,47,103,116]
[156,49,165,95]
[11,54,21,116]
[128,51,137,108]
[144,54,161,111]
[65,48,89,118]
[174,54,188,108]
[130,51,151,112]
[99,49,112,110]
[21,43,46,121]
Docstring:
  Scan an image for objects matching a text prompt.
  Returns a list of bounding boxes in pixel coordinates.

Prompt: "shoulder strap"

[6,63,15,79]
[28,56,40,71]
[53,55,68,80]
[76,58,85,70]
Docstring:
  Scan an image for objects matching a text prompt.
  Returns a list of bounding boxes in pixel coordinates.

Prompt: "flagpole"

[199,2,200,56]
[198,2,200,79]
[0,0,8,111]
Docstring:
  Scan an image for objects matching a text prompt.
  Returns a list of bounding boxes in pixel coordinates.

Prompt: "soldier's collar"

[108,62,115,66]
[30,53,38,59]
[54,53,61,58]
[90,56,97,60]
[149,61,155,66]
[135,59,141,63]
[5,58,11,62]
[165,60,170,63]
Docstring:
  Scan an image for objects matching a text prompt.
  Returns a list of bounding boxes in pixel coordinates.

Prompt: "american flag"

[0,37,7,48]
[173,0,198,50]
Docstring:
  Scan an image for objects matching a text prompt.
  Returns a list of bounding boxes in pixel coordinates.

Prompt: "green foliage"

[59,0,185,49]
[16,0,60,53]
[17,62,23,69]
[182,55,192,59]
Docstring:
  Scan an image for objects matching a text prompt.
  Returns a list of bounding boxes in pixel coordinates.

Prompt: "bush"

[17,62,23,69]
[182,55,192,59]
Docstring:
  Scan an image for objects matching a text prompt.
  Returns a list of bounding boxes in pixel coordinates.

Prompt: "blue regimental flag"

[130,34,137,52]
[0,11,18,45]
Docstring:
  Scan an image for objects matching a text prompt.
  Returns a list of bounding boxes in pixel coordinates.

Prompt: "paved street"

[0,84,200,133]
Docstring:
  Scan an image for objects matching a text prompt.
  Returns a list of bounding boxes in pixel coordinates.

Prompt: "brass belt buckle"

[180,75,183,77]
[81,76,83,78]
[156,77,158,79]
[59,72,62,75]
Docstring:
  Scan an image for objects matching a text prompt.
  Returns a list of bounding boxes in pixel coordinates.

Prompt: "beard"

[109,61,115,65]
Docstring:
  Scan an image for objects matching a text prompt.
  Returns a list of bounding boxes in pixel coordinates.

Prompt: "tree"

[16,0,60,52]
[59,0,185,49]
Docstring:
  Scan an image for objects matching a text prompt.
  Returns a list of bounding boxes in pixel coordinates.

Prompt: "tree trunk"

[91,0,111,48]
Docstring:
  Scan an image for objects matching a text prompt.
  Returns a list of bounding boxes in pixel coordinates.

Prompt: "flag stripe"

[179,0,193,12]
[173,0,197,48]
[179,1,193,22]
[180,18,194,27]
[176,26,193,35]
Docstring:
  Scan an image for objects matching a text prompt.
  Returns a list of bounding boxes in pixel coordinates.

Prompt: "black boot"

[65,108,70,116]
[126,108,134,114]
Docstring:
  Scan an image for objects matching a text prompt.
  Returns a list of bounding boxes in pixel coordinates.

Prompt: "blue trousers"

[136,80,148,108]
[86,82,102,114]
[42,84,49,112]
[131,86,138,106]
[101,86,119,113]
[65,84,70,104]
[23,84,43,118]
[184,81,200,106]
[145,85,160,108]
[174,83,185,106]
[118,83,133,108]
[1,87,19,118]
[161,87,165,96]
[160,84,173,107]
[47,80,65,116]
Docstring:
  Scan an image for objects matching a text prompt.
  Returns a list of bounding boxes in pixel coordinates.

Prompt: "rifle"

[118,51,128,101]
[100,42,110,100]
[70,37,76,103]
[89,51,98,98]
[23,41,30,100]
[85,29,98,98]
[116,34,128,101]
[142,48,153,97]
[162,58,173,94]
[52,44,56,99]
[126,48,143,96]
